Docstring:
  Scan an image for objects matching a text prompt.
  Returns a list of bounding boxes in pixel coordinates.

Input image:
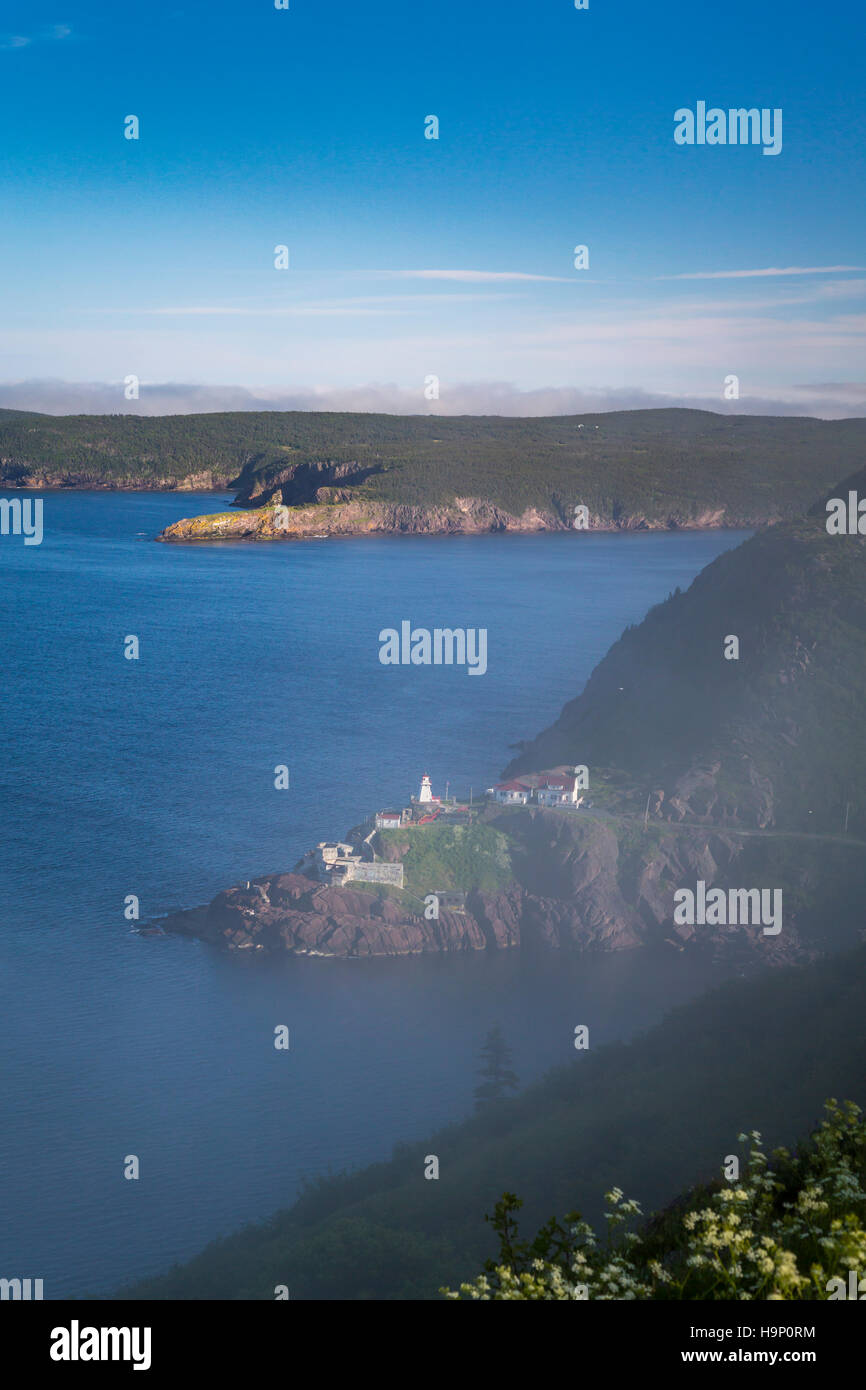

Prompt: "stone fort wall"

[343,862,405,888]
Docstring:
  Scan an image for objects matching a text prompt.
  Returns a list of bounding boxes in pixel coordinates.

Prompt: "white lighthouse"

[418,773,433,803]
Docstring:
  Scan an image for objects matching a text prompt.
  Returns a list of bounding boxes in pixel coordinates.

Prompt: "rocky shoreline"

[155,467,866,968]
[0,471,231,491]
[157,497,738,542]
[155,805,812,967]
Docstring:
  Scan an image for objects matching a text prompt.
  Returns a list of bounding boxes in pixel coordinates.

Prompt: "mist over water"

[0,492,750,1295]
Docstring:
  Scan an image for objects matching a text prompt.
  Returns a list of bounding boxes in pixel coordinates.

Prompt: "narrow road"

[575,805,866,849]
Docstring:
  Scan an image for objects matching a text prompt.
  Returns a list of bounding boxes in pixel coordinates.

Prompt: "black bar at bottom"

[1,1297,856,1376]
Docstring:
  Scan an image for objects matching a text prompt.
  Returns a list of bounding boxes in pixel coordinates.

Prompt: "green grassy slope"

[374,823,513,894]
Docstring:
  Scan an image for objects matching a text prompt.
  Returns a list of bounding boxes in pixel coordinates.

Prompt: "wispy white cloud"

[1,22,72,51]
[108,279,866,325]
[773,278,866,303]
[137,304,410,318]
[128,293,508,316]
[656,265,863,281]
[377,268,575,283]
[5,272,864,413]
[618,280,866,316]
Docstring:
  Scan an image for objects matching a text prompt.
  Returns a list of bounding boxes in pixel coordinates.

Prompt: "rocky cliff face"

[164,872,490,957]
[160,467,866,967]
[0,465,230,490]
[157,497,741,541]
[483,806,825,964]
[159,805,826,966]
[232,458,386,507]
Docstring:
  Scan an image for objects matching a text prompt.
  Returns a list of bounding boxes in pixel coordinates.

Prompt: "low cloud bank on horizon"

[1,379,865,420]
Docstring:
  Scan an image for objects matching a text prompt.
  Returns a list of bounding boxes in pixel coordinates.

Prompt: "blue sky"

[1,0,864,414]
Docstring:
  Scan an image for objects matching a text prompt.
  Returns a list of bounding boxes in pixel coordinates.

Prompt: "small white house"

[375,810,403,830]
[535,773,580,807]
[493,780,531,805]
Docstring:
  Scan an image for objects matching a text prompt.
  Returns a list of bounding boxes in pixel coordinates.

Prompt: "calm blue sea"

[0,491,750,1296]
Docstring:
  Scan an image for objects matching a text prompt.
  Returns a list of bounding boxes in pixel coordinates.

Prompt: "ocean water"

[0,490,750,1296]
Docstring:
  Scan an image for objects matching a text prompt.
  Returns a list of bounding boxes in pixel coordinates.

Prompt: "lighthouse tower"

[418,774,433,803]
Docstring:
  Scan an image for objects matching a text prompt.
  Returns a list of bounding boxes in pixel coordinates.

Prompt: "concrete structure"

[316,841,355,872]
[340,861,404,888]
[308,839,405,890]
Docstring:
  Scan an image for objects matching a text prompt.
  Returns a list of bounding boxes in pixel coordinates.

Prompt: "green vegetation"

[225,409,866,523]
[105,460,866,1302]
[445,1100,866,1300]
[3,407,865,529]
[376,822,513,895]
[115,943,866,1300]
[508,473,866,840]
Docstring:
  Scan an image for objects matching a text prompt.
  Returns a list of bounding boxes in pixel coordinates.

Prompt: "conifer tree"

[474,1025,519,1110]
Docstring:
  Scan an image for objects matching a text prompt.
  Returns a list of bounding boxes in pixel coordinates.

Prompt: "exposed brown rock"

[160,807,811,966]
[156,496,741,543]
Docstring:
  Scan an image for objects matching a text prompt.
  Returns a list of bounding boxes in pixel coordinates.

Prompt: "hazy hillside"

[507,467,866,840]
[116,943,866,1300]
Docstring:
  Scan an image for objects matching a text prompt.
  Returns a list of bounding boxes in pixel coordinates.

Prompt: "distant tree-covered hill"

[3,406,866,533]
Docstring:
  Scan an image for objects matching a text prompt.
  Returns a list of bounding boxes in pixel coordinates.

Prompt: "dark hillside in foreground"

[116,943,866,1300]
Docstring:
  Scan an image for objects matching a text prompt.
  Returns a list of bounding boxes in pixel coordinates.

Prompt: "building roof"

[495,780,530,792]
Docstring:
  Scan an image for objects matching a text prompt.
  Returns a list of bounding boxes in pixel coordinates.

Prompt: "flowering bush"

[442,1099,866,1300]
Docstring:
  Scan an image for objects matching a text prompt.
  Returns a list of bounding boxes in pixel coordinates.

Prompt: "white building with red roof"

[489,768,585,808]
[491,779,532,805]
[535,772,581,807]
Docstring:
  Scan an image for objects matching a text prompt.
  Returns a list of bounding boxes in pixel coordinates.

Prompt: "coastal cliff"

[156,465,866,966]
[4,407,865,539]
[158,804,836,966]
[156,496,732,541]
